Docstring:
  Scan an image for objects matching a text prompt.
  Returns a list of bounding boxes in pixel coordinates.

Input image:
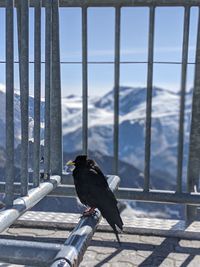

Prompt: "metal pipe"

[5,0,14,206]
[144,6,155,192]
[16,0,22,87]
[186,7,200,221]
[82,6,88,155]
[51,212,101,267]
[0,182,76,196]
[0,239,61,267]
[44,0,52,177]
[50,175,120,267]
[20,0,29,196]
[57,0,200,6]
[50,0,63,176]
[113,6,120,175]
[33,0,41,187]
[47,185,200,206]
[0,60,199,65]
[1,0,200,8]
[176,6,190,193]
[2,181,200,206]
[0,175,119,195]
[0,175,61,233]
[116,188,200,205]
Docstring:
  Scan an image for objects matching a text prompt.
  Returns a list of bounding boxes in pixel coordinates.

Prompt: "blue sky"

[0,6,198,96]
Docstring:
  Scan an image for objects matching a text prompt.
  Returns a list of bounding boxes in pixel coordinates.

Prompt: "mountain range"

[62,86,193,190]
[0,84,193,191]
[0,84,194,218]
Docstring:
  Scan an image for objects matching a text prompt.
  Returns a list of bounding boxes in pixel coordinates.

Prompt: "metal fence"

[0,0,200,223]
[0,0,62,234]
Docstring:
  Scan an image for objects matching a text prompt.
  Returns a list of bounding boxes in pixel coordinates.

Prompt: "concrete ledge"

[14,211,200,240]
[1,231,200,267]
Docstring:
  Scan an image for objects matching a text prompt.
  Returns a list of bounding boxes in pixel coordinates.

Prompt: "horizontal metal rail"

[0,175,61,233]
[0,239,61,267]
[0,60,197,65]
[49,186,200,205]
[2,181,200,206]
[1,0,200,7]
[116,188,200,205]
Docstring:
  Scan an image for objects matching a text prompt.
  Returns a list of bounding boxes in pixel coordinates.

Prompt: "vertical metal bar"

[5,0,14,206]
[144,6,155,191]
[186,7,200,222]
[16,0,23,188]
[20,0,29,196]
[17,1,21,95]
[44,0,52,177]
[33,0,41,187]
[82,6,88,155]
[113,6,120,175]
[50,0,62,175]
[176,6,190,193]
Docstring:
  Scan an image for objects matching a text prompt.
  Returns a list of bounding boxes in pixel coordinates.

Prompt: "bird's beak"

[66,160,75,166]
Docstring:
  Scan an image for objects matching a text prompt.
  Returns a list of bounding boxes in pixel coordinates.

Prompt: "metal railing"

[0,0,63,233]
[0,0,200,223]
[0,175,120,267]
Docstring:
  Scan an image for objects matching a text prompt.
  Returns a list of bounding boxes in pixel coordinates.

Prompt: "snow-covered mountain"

[0,84,45,148]
[62,86,193,184]
[0,85,193,187]
[0,84,21,145]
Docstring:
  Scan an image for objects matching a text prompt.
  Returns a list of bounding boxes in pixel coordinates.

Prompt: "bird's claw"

[80,207,97,218]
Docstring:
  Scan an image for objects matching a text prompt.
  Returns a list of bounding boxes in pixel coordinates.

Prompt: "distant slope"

[0,85,193,187]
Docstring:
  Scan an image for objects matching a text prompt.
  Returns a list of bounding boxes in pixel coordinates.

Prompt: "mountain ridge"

[0,85,193,187]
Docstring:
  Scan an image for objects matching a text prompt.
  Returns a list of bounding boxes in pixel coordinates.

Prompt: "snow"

[0,85,193,181]
[63,86,192,180]
[0,83,5,93]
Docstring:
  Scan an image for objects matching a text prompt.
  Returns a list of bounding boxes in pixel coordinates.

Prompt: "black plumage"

[71,155,123,244]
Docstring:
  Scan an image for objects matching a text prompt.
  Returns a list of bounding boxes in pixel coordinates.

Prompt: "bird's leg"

[82,207,96,216]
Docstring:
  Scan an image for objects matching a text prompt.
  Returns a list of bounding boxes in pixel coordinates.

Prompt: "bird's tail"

[112,224,122,246]
[116,210,123,231]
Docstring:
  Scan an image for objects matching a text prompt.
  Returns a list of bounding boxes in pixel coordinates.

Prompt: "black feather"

[72,155,123,244]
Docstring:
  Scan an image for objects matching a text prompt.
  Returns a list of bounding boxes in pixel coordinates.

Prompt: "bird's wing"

[87,183,123,230]
[85,166,109,188]
[86,160,109,188]
[90,160,105,175]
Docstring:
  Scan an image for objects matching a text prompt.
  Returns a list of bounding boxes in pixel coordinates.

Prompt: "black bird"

[67,155,123,244]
